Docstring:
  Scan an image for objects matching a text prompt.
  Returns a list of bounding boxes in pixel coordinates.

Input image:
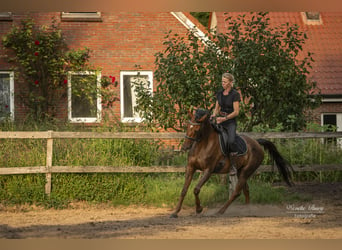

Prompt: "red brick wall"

[0,12,196,123]
[3,12,335,130]
[311,102,342,123]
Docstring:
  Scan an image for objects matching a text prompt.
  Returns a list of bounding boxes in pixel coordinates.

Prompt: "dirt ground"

[0,182,341,239]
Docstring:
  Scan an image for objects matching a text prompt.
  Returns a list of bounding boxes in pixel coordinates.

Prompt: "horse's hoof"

[170,213,178,218]
[216,210,225,215]
[196,207,203,214]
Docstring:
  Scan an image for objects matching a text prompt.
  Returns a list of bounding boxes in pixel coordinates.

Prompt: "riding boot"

[229,152,238,176]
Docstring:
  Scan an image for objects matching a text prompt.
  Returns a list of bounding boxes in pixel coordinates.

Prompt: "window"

[68,71,102,123]
[0,12,12,21]
[120,71,153,123]
[322,113,342,146]
[323,114,337,131]
[0,71,14,121]
[61,12,102,22]
[302,12,323,25]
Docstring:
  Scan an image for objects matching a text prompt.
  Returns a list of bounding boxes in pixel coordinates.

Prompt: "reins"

[188,120,201,126]
[184,120,201,141]
[184,135,199,141]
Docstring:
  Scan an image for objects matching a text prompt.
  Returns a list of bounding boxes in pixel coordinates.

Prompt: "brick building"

[211,12,342,132]
[0,12,205,125]
[0,11,341,132]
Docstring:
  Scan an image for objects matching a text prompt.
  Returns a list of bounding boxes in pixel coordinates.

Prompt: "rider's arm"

[212,101,220,117]
[225,101,239,121]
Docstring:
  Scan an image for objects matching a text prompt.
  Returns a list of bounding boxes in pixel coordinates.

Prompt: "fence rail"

[1,131,342,195]
[1,131,342,139]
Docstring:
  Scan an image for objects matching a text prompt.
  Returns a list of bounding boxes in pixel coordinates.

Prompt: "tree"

[133,30,230,132]
[134,12,321,132]
[190,12,210,28]
[2,18,117,122]
[223,12,321,131]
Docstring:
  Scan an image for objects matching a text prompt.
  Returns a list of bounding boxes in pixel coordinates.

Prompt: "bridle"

[184,120,202,142]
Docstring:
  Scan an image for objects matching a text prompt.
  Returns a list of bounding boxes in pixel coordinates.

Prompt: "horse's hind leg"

[217,173,249,215]
[230,172,249,204]
[243,182,250,204]
[194,169,212,214]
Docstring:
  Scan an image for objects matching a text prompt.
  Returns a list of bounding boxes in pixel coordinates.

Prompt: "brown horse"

[170,109,293,218]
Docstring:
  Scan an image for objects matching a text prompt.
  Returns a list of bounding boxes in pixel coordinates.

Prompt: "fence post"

[45,131,53,196]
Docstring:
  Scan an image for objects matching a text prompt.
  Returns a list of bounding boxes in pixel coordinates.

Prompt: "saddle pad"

[219,134,248,156]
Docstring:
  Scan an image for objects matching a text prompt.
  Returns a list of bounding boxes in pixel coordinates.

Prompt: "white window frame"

[120,71,153,123]
[0,71,14,121]
[61,12,102,22]
[321,113,342,147]
[67,71,102,123]
[301,12,323,25]
[321,113,342,131]
[0,12,12,21]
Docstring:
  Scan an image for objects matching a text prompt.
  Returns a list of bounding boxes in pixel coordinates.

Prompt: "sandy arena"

[0,182,341,239]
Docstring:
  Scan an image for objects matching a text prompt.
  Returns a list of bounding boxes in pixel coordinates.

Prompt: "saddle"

[210,121,248,157]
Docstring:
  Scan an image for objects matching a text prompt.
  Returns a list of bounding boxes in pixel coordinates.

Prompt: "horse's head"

[181,109,210,151]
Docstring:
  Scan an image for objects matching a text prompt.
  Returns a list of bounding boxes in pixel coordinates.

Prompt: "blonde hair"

[222,73,235,85]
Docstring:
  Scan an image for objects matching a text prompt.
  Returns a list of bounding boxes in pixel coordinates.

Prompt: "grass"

[0,172,310,209]
[0,139,46,167]
[0,120,341,209]
[52,138,162,167]
[276,138,342,165]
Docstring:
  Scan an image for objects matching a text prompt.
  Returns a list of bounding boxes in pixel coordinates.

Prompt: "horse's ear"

[198,112,209,122]
[188,109,193,119]
[188,106,197,118]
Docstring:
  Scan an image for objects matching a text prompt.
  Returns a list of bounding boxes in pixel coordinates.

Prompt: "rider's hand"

[216,117,226,124]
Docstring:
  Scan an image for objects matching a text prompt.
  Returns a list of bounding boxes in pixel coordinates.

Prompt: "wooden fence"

[1,131,342,195]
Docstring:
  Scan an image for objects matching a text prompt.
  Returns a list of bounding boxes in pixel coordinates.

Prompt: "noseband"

[184,120,201,142]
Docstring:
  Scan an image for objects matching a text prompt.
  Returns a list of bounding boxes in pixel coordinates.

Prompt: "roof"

[212,12,342,96]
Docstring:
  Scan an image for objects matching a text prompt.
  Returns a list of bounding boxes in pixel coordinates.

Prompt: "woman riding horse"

[170,109,293,218]
[211,72,241,176]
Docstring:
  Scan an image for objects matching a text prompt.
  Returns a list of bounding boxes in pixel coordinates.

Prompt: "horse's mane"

[195,109,223,134]
[194,109,210,122]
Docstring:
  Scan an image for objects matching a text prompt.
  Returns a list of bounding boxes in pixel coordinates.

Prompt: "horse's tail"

[257,138,294,187]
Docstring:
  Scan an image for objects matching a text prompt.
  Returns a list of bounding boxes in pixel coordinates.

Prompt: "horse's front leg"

[170,166,196,218]
[194,169,212,214]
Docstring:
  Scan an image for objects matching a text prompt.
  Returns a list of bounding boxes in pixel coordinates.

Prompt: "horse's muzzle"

[180,145,189,152]
[181,143,192,152]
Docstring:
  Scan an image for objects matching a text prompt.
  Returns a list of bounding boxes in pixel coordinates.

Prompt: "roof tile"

[215,12,342,95]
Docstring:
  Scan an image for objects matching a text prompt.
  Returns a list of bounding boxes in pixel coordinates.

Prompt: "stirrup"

[229,165,237,176]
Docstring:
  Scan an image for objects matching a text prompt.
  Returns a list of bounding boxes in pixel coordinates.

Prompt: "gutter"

[170,12,224,57]
[170,12,211,45]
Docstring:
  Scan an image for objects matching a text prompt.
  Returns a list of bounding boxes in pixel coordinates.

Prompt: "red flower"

[35,40,40,45]
[5,105,8,108]
[63,79,68,84]
[34,52,39,56]
[109,76,116,83]
[34,80,39,85]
